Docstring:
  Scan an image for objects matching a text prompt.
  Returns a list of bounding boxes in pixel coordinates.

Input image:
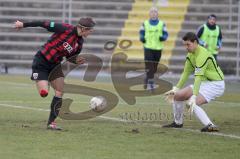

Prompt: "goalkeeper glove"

[186,95,197,114]
[164,86,179,104]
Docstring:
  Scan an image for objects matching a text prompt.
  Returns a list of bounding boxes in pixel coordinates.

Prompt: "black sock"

[47,96,62,125]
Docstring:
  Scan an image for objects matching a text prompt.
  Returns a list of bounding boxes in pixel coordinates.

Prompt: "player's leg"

[193,94,218,132]
[193,94,214,127]
[152,50,162,75]
[47,77,64,130]
[35,80,49,97]
[148,50,162,91]
[31,52,50,97]
[193,81,225,132]
[144,49,156,90]
[163,86,193,128]
[144,49,151,89]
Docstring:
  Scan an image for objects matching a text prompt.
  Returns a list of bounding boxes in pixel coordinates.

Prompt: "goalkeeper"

[163,32,225,132]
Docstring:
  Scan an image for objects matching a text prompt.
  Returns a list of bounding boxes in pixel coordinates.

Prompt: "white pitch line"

[178,128,240,139]
[0,103,49,112]
[0,99,170,106]
[98,116,240,139]
[1,81,240,106]
[1,103,240,140]
[0,81,32,87]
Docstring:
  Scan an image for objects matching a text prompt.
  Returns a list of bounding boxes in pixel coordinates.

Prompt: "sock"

[193,105,213,126]
[47,96,62,125]
[173,101,184,125]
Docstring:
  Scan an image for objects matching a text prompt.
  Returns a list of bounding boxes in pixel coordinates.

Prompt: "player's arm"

[164,57,193,104]
[67,56,85,65]
[196,25,206,47]
[14,20,68,33]
[176,57,194,89]
[217,27,222,50]
[139,23,145,43]
[192,56,208,95]
[160,23,168,41]
[66,52,85,65]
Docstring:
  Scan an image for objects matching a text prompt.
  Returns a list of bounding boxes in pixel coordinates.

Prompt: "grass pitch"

[0,74,240,159]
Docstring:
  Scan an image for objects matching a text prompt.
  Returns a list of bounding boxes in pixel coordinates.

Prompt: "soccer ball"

[89,96,107,112]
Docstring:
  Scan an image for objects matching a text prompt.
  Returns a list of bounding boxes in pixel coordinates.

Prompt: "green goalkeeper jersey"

[176,45,224,95]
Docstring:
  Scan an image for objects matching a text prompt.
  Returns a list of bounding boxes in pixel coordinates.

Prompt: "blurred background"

[0,0,239,79]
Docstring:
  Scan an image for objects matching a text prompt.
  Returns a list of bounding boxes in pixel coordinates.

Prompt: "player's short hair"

[78,17,96,29]
[149,7,158,14]
[208,14,217,19]
[182,32,199,43]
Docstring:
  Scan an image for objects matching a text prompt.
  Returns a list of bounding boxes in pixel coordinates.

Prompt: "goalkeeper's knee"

[39,89,48,98]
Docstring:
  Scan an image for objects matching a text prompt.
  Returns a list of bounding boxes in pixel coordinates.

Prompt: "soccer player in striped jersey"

[163,32,225,132]
[14,17,96,130]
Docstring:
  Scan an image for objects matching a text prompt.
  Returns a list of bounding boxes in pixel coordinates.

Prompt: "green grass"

[0,74,240,159]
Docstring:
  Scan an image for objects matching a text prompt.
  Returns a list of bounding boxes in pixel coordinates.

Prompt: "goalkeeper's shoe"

[201,124,219,132]
[47,122,62,131]
[162,122,183,128]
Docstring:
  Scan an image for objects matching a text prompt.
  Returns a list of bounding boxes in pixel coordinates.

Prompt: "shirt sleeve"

[160,23,168,41]
[196,25,204,38]
[176,57,194,88]
[23,21,68,33]
[217,27,222,49]
[196,25,206,47]
[192,75,202,95]
[139,23,145,43]
[192,55,209,95]
[66,55,78,64]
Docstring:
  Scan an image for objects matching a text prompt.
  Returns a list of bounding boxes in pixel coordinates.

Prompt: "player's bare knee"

[39,89,48,98]
[174,93,182,101]
[174,92,187,101]
[55,91,63,97]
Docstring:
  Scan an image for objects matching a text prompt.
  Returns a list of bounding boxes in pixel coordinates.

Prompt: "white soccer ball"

[89,96,107,112]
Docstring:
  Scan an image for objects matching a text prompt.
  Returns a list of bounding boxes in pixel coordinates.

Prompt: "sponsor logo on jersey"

[63,42,73,54]
[195,67,201,74]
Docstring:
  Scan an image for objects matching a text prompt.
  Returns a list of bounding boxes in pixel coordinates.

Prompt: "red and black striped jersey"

[23,21,83,63]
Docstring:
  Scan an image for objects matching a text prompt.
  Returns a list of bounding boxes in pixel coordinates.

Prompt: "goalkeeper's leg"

[163,86,192,128]
[193,94,217,132]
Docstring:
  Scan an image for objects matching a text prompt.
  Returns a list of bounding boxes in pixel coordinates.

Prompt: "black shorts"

[31,52,64,81]
[144,48,162,62]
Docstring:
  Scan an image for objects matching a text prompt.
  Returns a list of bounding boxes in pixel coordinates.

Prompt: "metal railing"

[228,0,233,30]
[236,0,240,79]
[62,0,72,24]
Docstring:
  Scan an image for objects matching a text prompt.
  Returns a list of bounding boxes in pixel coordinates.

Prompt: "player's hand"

[14,20,24,30]
[186,95,196,113]
[76,56,85,65]
[216,46,221,52]
[164,86,179,104]
[204,43,208,49]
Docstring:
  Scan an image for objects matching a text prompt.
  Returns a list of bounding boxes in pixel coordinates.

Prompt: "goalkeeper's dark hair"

[182,32,199,44]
